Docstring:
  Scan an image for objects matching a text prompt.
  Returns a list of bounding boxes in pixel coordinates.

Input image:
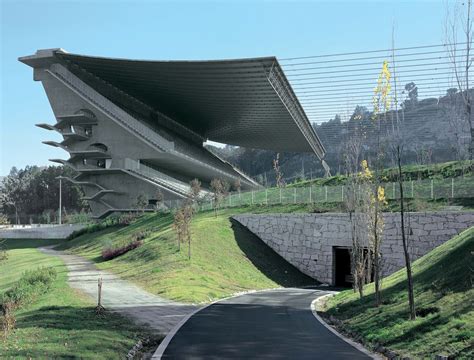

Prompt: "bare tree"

[369,59,392,306]
[233,178,241,194]
[210,178,227,217]
[154,190,164,212]
[391,38,417,320]
[182,204,194,260]
[173,202,194,259]
[173,208,185,252]
[273,153,285,188]
[343,120,369,298]
[134,193,148,213]
[444,88,470,160]
[445,0,473,159]
[189,179,202,206]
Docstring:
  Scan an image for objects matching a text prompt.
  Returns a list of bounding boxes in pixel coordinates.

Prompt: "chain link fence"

[163,176,473,211]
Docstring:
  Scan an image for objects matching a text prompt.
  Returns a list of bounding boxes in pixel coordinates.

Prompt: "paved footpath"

[159,288,375,360]
[39,247,196,334]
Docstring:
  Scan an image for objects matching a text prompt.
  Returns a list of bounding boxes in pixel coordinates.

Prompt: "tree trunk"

[188,235,191,260]
[374,196,381,306]
[398,145,416,320]
[374,237,381,306]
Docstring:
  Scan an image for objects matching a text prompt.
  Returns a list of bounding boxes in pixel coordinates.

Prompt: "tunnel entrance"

[334,247,353,287]
[334,247,374,287]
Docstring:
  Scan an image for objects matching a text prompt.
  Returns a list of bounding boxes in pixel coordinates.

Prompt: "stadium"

[20,49,326,218]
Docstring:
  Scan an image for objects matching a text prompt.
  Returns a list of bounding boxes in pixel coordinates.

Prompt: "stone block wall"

[233,212,474,284]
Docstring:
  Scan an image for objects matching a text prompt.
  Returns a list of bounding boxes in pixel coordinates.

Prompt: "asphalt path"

[160,288,373,359]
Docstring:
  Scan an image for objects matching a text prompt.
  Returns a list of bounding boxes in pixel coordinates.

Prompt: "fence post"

[431,179,434,199]
[251,190,254,205]
[451,178,454,198]
[325,186,328,202]
[279,187,282,203]
[411,181,414,198]
[294,187,297,203]
[341,186,344,202]
[309,186,312,203]
[229,193,232,207]
[265,189,268,205]
[392,182,396,199]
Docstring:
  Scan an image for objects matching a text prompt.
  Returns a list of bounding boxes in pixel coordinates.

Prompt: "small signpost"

[96,277,105,315]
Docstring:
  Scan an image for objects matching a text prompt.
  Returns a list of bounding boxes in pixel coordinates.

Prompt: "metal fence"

[163,176,474,211]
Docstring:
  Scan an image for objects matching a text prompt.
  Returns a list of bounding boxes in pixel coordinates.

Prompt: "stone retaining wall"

[233,212,474,284]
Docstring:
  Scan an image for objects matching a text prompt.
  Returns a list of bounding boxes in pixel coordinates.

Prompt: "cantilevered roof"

[20,49,326,158]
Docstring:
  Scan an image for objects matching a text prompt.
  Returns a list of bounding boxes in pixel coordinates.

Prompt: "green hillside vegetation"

[58,205,317,303]
[289,160,473,187]
[323,227,474,359]
[0,239,154,359]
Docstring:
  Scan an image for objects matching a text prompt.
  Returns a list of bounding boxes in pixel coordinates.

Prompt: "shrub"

[1,301,15,339]
[1,267,57,338]
[0,214,10,225]
[0,239,8,262]
[1,267,57,309]
[118,212,141,226]
[101,239,143,261]
[132,230,150,242]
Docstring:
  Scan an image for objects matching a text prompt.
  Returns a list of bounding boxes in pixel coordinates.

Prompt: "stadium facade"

[20,49,326,218]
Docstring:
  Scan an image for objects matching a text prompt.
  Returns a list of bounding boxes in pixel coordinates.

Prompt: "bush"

[101,239,143,261]
[1,267,56,339]
[1,267,57,309]
[0,239,8,263]
[117,212,141,226]
[131,230,150,242]
[0,214,10,225]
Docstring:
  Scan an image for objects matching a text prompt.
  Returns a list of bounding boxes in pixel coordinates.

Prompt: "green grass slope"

[290,160,473,187]
[0,239,154,359]
[58,206,316,303]
[324,227,474,359]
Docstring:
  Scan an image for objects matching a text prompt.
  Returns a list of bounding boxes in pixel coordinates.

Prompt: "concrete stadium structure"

[20,49,326,218]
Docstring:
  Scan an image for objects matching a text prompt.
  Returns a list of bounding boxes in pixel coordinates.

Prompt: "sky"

[0,0,452,175]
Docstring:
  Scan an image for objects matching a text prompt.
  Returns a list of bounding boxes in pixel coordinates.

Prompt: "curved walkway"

[39,247,196,334]
[158,288,375,360]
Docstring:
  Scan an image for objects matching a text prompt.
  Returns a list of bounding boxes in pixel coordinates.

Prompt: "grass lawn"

[0,239,155,359]
[58,205,317,303]
[323,227,474,359]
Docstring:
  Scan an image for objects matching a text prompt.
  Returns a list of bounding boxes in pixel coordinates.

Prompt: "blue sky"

[1,0,449,175]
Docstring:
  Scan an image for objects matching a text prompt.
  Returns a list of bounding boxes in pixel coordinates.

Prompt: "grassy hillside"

[323,227,474,359]
[0,239,154,359]
[290,160,473,187]
[58,205,317,303]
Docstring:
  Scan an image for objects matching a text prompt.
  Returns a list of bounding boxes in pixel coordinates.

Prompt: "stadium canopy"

[21,49,326,159]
